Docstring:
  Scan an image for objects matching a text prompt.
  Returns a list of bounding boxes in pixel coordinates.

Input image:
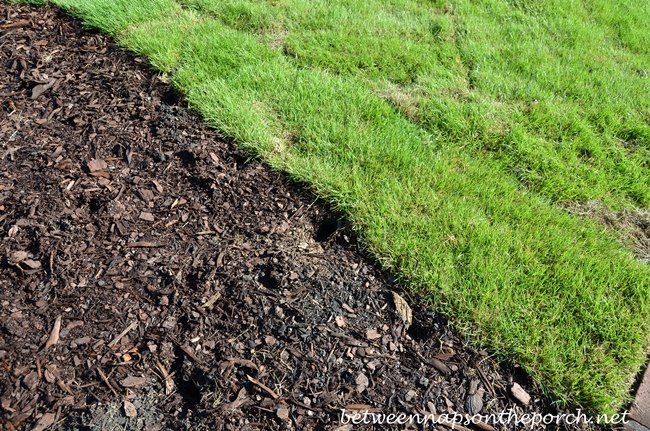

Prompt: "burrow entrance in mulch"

[0,4,610,431]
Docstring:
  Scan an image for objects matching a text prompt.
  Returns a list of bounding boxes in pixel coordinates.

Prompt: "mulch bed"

[0,4,605,430]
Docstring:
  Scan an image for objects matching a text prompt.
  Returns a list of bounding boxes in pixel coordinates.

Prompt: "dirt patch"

[562,200,650,262]
[0,4,608,430]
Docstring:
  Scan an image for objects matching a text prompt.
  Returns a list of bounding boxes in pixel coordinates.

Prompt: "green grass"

[25,0,650,414]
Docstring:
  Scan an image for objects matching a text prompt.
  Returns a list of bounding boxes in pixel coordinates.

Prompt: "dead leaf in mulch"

[120,376,147,388]
[30,412,55,431]
[124,400,138,417]
[31,78,56,100]
[9,251,28,263]
[392,291,412,328]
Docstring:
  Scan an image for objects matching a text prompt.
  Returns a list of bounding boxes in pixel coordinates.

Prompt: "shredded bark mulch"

[0,4,607,430]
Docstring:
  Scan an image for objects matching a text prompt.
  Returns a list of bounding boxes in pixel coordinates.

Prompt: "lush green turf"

[28,0,650,413]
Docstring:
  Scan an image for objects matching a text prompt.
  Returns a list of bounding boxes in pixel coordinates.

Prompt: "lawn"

[22,0,650,414]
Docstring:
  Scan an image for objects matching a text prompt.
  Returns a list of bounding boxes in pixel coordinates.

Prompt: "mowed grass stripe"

[44,0,650,413]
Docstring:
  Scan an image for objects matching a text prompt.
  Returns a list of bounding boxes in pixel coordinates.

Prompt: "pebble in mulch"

[0,4,607,431]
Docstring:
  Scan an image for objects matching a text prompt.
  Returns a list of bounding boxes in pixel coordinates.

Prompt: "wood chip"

[139,212,154,222]
[201,292,221,308]
[22,371,39,391]
[96,367,119,398]
[88,170,110,179]
[44,369,55,384]
[155,360,174,395]
[465,379,483,415]
[108,321,138,348]
[1,20,30,29]
[178,343,203,364]
[56,378,75,396]
[276,405,290,421]
[246,374,279,399]
[30,412,55,431]
[392,291,412,328]
[335,315,346,327]
[365,328,381,340]
[124,400,138,417]
[510,382,531,405]
[22,259,41,269]
[345,404,373,410]
[44,315,61,350]
[127,241,163,248]
[220,388,248,413]
[87,158,107,172]
[224,357,259,371]
[55,159,73,171]
[355,373,369,393]
[138,188,154,201]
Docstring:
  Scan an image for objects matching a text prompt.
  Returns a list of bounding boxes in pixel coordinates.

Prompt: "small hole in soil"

[176,150,196,167]
[259,267,280,290]
[406,306,444,342]
[111,144,124,158]
[315,215,342,242]
[88,197,103,214]
[162,86,182,105]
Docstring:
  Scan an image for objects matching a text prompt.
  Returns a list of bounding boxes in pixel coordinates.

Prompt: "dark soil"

[0,4,606,431]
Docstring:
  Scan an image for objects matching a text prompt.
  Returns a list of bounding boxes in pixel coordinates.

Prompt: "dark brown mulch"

[0,4,606,431]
